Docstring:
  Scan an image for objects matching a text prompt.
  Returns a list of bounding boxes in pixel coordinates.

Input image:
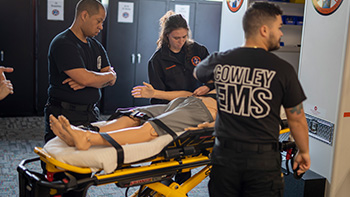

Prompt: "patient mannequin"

[50,82,216,150]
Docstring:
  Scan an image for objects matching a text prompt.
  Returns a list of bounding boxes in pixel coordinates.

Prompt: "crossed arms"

[63,66,117,90]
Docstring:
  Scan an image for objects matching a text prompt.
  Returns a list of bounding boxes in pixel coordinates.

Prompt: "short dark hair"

[242,2,283,39]
[75,0,104,18]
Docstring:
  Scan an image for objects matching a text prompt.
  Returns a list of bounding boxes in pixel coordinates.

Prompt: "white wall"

[299,0,349,182]
[298,0,350,196]
[219,0,247,51]
[331,9,350,196]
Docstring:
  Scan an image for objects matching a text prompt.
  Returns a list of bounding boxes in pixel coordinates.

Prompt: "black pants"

[208,138,284,197]
[44,101,100,143]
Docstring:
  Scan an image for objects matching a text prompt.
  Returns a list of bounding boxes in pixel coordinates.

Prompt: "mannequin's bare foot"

[58,115,92,150]
[49,115,74,146]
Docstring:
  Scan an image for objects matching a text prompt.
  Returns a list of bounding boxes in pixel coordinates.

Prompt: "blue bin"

[282,15,297,25]
[296,16,303,25]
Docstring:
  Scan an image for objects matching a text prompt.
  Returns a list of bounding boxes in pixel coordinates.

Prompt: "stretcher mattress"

[44,131,185,174]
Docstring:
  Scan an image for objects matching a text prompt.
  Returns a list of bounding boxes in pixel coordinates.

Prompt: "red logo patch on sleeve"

[191,56,201,66]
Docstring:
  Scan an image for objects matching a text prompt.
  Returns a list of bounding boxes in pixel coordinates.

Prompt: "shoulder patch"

[191,56,201,66]
[97,56,102,70]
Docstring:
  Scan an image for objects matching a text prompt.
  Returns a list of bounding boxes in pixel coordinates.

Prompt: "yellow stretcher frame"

[33,146,212,197]
[17,127,292,197]
[17,127,216,197]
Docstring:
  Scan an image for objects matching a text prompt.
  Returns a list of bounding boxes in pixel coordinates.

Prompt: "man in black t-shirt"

[195,2,310,196]
[44,1,116,196]
[44,0,116,143]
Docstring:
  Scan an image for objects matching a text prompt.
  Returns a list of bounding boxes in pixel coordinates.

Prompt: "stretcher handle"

[17,157,42,182]
[17,157,68,189]
[18,156,97,195]
[279,128,290,135]
[34,147,94,174]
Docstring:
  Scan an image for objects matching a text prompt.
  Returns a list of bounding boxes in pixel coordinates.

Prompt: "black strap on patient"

[107,110,132,121]
[100,132,124,168]
[130,111,150,120]
[149,118,177,140]
[80,123,100,132]
[107,109,151,121]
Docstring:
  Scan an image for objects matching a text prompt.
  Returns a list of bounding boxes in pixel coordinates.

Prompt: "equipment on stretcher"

[17,116,300,197]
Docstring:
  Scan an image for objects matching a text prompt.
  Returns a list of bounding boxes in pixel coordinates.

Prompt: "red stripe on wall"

[344,112,350,117]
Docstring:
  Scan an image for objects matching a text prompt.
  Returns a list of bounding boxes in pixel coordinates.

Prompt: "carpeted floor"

[0,116,209,197]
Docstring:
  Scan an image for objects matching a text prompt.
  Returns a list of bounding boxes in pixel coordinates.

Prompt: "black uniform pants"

[208,138,284,197]
[44,99,100,143]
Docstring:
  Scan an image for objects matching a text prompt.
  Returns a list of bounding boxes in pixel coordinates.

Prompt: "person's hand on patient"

[185,121,215,131]
[193,85,210,96]
[131,82,155,98]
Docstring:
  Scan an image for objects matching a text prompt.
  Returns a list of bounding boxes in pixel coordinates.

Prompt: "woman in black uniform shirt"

[148,10,212,104]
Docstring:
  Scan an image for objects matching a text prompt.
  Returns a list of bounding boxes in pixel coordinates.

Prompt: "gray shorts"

[134,97,214,136]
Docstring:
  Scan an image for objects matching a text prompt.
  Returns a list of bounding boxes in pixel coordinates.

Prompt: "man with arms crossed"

[45,0,116,143]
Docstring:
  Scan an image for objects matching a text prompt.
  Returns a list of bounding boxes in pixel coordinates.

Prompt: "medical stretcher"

[17,127,215,197]
[17,121,298,197]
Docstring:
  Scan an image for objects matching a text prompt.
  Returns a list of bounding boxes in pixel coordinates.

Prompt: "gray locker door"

[103,0,139,113]
[168,1,196,35]
[169,0,221,53]
[103,0,167,113]
[0,0,35,116]
[133,0,168,106]
[36,0,80,115]
[194,1,222,53]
